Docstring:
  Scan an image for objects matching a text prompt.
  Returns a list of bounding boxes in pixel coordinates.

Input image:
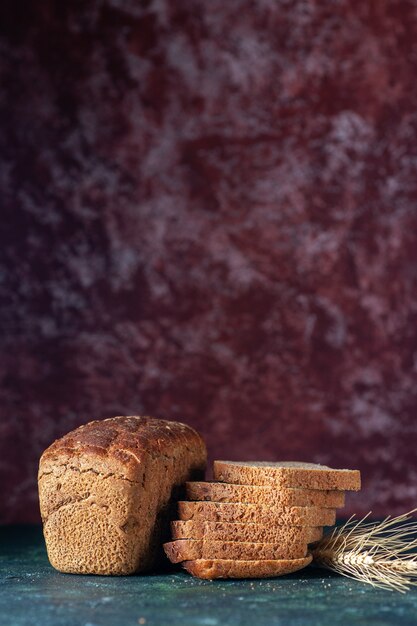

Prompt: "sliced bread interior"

[166,460,360,579]
[186,481,345,508]
[213,461,360,491]
[171,520,323,543]
[178,501,336,526]
[182,555,313,579]
[164,538,309,563]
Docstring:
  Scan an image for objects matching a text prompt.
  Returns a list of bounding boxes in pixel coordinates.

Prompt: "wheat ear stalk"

[311,510,417,592]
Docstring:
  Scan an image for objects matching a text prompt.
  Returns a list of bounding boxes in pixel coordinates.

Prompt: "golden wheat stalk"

[311,510,417,592]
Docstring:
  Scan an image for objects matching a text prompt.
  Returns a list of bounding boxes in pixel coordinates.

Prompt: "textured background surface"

[1,0,417,523]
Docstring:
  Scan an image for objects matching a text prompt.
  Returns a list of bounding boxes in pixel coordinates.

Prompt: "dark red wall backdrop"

[1,1,417,523]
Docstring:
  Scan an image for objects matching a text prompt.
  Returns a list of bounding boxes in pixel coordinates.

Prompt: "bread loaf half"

[38,416,206,575]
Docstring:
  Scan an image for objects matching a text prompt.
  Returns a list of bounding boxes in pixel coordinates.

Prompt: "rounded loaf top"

[40,415,207,467]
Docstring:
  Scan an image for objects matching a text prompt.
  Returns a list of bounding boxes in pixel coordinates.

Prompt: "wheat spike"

[311,510,417,592]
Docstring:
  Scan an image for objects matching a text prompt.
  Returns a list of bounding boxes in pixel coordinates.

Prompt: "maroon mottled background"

[1,1,417,523]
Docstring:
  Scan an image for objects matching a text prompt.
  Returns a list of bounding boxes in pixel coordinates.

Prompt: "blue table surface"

[1,525,417,626]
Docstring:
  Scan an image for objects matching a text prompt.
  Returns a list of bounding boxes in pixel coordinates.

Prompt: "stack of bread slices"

[164,461,361,579]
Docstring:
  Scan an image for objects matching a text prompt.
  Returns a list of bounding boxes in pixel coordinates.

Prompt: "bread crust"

[38,416,206,575]
[40,416,205,481]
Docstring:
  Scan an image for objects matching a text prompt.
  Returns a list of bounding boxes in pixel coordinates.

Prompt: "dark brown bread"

[186,481,345,508]
[38,416,206,575]
[214,461,361,491]
[171,520,323,544]
[164,538,309,562]
[182,555,312,579]
[178,501,336,526]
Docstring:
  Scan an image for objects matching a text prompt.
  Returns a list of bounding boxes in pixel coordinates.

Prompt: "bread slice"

[214,461,360,491]
[171,520,323,544]
[164,538,309,563]
[186,481,345,508]
[178,501,336,526]
[38,416,206,575]
[182,555,312,579]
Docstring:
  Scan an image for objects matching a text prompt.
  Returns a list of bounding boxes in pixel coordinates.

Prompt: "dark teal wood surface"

[1,526,416,626]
